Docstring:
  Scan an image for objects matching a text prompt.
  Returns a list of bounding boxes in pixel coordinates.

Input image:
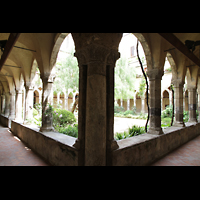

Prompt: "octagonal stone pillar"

[171,79,185,127]
[188,86,198,123]
[147,68,164,135]
[39,72,55,132]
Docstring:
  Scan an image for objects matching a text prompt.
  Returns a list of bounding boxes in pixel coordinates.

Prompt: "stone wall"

[10,120,78,166]
[112,122,200,166]
[1,114,200,166]
[0,115,9,127]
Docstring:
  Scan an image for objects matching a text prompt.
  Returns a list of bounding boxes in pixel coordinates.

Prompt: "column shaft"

[147,69,163,135]
[188,87,197,123]
[172,81,185,127]
[40,73,55,132]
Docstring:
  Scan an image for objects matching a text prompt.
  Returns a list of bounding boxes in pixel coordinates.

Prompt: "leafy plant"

[129,125,145,137]
[114,105,125,113]
[58,124,78,138]
[53,108,76,131]
[161,105,173,118]
[114,125,146,140]
[44,103,54,117]
[183,111,189,122]
[33,108,39,117]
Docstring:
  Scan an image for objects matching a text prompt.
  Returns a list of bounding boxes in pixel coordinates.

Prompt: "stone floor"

[151,135,200,166]
[0,125,49,166]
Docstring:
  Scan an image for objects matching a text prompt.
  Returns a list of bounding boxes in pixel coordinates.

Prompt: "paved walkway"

[0,125,49,166]
[151,135,200,166]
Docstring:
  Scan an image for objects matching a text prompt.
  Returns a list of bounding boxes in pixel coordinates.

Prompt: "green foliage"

[34,103,42,114]
[115,56,136,100]
[114,125,145,140]
[44,104,54,117]
[114,105,125,113]
[33,108,39,117]
[57,124,78,138]
[54,48,79,94]
[161,117,171,128]
[53,108,76,131]
[183,111,189,123]
[129,125,145,137]
[161,105,173,118]
[115,131,130,140]
[138,78,146,98]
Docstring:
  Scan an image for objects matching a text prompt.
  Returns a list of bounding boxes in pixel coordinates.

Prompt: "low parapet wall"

[10,120,78,166]
[1,114,200,166]
[112,122,200,166]
[0,115,9,127]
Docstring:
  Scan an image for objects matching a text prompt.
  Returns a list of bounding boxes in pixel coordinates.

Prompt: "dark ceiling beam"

[0,33,20,71]
[158,33,200,67]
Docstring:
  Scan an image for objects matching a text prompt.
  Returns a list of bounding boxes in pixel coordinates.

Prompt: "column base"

[172,121,185,127]
[147,127,163,135]
[39,126,55,132]
[189,118,198,123]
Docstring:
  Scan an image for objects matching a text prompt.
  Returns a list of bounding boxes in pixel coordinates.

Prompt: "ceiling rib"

[158,33,200,67]
[0,33,20,71]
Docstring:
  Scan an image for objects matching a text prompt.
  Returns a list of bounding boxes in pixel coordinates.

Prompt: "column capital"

[24,81,34,91]
[15,88,23,94]
[147,68,164,81]
[40,72,56,83]
[171,79,184,88]
[107,49,121,66]
[187,86,197,91]
[75,46,120,66]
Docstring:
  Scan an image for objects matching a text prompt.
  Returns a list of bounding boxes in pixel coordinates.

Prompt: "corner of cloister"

[1,33,200,166]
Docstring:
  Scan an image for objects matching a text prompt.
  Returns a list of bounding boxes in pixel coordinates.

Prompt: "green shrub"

[33,108,39,117]
[161,117,171,127]
[161,105,173,118]
[183,111,189,122]
[124,110,134,116]
[114,106,125,113]
[115,131,130,140]
[114,125,146,140]
[58,124,78,138]
[128,125,145,137]
[53,108,76,129]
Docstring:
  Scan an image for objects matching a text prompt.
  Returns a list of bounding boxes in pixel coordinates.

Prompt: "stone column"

[141,96,145,114]
[4,92,10,117]
[73,52,87,165]
[15,89,23,122]
[188,87,197,123]
[127,98,130,110]
[24,82,33,122]
[73,45,120,166]
[106,50,120,165]
[39,73,55,132]
[85,45,109,166]
[9,91,16,120]
[198,89,200,121]
[1,93,5,114]
[147,68,164,135]
[171,80,185,127]
[57,92,60,107]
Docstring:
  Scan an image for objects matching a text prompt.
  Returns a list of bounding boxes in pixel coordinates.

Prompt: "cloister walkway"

[151,134,200,166]
[0,124,49,166]
[1,121,200,166]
